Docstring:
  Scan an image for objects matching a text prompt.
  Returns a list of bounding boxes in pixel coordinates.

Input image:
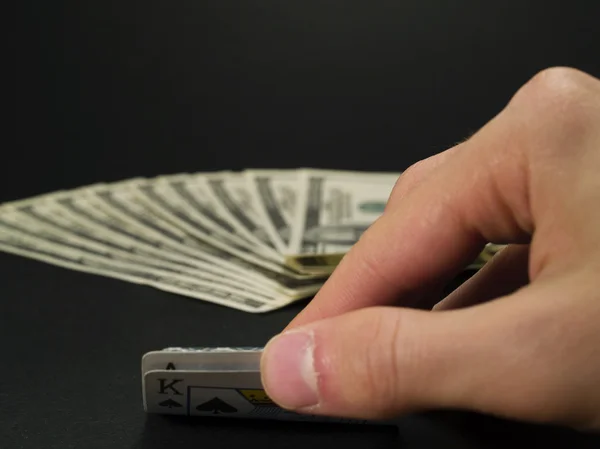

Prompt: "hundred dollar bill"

[76,185,324,294]
[284,169,506,274]
[0,199,280,298]
[10,186,324,298]
[0,224,286,313]
[283,253,344,275]
[199,172,282,259]
[167,173,324,296]
[0,199,292,299]
[244,169,299,254]
[78,181,325,291]
[83,180,313,279]
[2,191,266,286]
[156,173,277,260]
[285,169,400,271]
[118,175,322,296]
[54,191,268,285]
[127,177,274,260]
[55,192,323,299]
[143,174,265,252]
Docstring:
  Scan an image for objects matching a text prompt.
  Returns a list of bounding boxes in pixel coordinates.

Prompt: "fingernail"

[261,330,319,410]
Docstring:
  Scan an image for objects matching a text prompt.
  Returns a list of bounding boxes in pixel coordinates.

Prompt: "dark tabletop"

[4,1,600,448]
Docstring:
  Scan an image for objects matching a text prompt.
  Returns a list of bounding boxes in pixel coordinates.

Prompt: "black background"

[4,1,600,448]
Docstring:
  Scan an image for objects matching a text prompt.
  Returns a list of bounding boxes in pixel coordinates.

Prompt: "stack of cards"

[141,347,387,424]
[0,169,502,313]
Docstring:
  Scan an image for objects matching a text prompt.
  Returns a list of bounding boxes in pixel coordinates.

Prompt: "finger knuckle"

[390,160,428,199]
[403,160,429,180]
[521,67,588,105]
[361,310,421,414]
[361,310,403,411]
[513,67,597,133]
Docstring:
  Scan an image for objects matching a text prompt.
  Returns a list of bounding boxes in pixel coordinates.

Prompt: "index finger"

[286,102,533,330]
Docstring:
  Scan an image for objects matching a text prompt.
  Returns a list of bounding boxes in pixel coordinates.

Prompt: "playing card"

[141,347,393,425]
[142,347,262,374]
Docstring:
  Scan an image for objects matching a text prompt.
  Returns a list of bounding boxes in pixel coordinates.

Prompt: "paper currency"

[244,169,299,254]
[282,169,400,273]
[0,169,504,313]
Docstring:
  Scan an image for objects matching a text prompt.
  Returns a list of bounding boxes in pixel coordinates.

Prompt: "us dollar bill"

[1,193,248,284]
[127,177,272,259]
[54,191,323,299]
[159,173,277,259]
[244,169,299,254]
[283,253,344,275]
[143,174,264,252]
[0,219,287,313]
[0,168,504,314]
[200,172,282,259]
[82,184,325,292]
[0,201,286,301]
[13,187,275,285]
[83,180,316,280]
[285,169,400,271]
[4,187,323,299]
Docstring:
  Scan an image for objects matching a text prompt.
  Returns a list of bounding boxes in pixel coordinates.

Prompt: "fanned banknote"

[0,169,503,312]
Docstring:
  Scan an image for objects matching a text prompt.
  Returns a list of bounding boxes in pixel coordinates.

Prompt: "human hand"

[260,67,600,430]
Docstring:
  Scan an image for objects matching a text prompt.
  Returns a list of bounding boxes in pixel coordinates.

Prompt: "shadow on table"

[133,414,401,449]
[132,411,600,449]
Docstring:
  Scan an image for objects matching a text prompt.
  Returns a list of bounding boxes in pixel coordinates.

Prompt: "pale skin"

[260,67,600,431]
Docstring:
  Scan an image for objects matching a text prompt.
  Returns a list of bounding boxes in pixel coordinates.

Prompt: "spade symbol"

[196,397,237,414]
[159,398,183,409]
[166,363,176,370]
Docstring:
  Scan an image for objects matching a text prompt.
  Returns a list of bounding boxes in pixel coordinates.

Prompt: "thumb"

[262,306,454,419]
[262,306,470,420]
[261,277,599,426]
